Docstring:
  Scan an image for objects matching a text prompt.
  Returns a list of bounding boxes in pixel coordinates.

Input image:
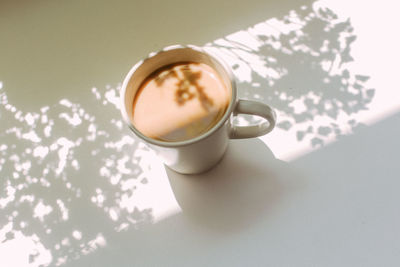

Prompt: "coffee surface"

[132,62,231,142]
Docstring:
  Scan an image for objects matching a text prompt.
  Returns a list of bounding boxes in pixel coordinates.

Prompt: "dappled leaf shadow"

[206,4,374,147]
[0,2,376,266]
[150,62,215,110]
[0,84,154,266]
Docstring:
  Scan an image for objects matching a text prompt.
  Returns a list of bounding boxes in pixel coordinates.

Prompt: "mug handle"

[229,99,277,139]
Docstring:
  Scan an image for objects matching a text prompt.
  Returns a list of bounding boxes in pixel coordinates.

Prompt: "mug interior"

[121,45,236,147]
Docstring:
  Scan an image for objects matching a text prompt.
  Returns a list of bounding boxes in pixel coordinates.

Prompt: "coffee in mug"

[132,62,231,142]
[120,45,276,174]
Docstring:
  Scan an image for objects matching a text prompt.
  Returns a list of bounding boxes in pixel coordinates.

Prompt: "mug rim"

[120,44,237,148]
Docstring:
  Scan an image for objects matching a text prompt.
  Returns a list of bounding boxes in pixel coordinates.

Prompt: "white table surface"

[1,0,400,266]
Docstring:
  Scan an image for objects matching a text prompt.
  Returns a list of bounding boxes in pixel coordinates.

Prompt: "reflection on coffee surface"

[132,62,231,142]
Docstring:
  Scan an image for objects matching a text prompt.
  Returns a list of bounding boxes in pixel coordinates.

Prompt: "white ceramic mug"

[120,45,276,174]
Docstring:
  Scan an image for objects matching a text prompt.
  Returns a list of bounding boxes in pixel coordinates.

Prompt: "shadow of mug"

[165,138,302,234]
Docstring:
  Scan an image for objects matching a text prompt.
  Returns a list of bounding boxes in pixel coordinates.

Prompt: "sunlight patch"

[0,229,52,267]
[33,201,53,221]
[33,146,49,159]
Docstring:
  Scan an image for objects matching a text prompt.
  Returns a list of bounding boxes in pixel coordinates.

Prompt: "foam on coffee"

[132,62,231,142]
